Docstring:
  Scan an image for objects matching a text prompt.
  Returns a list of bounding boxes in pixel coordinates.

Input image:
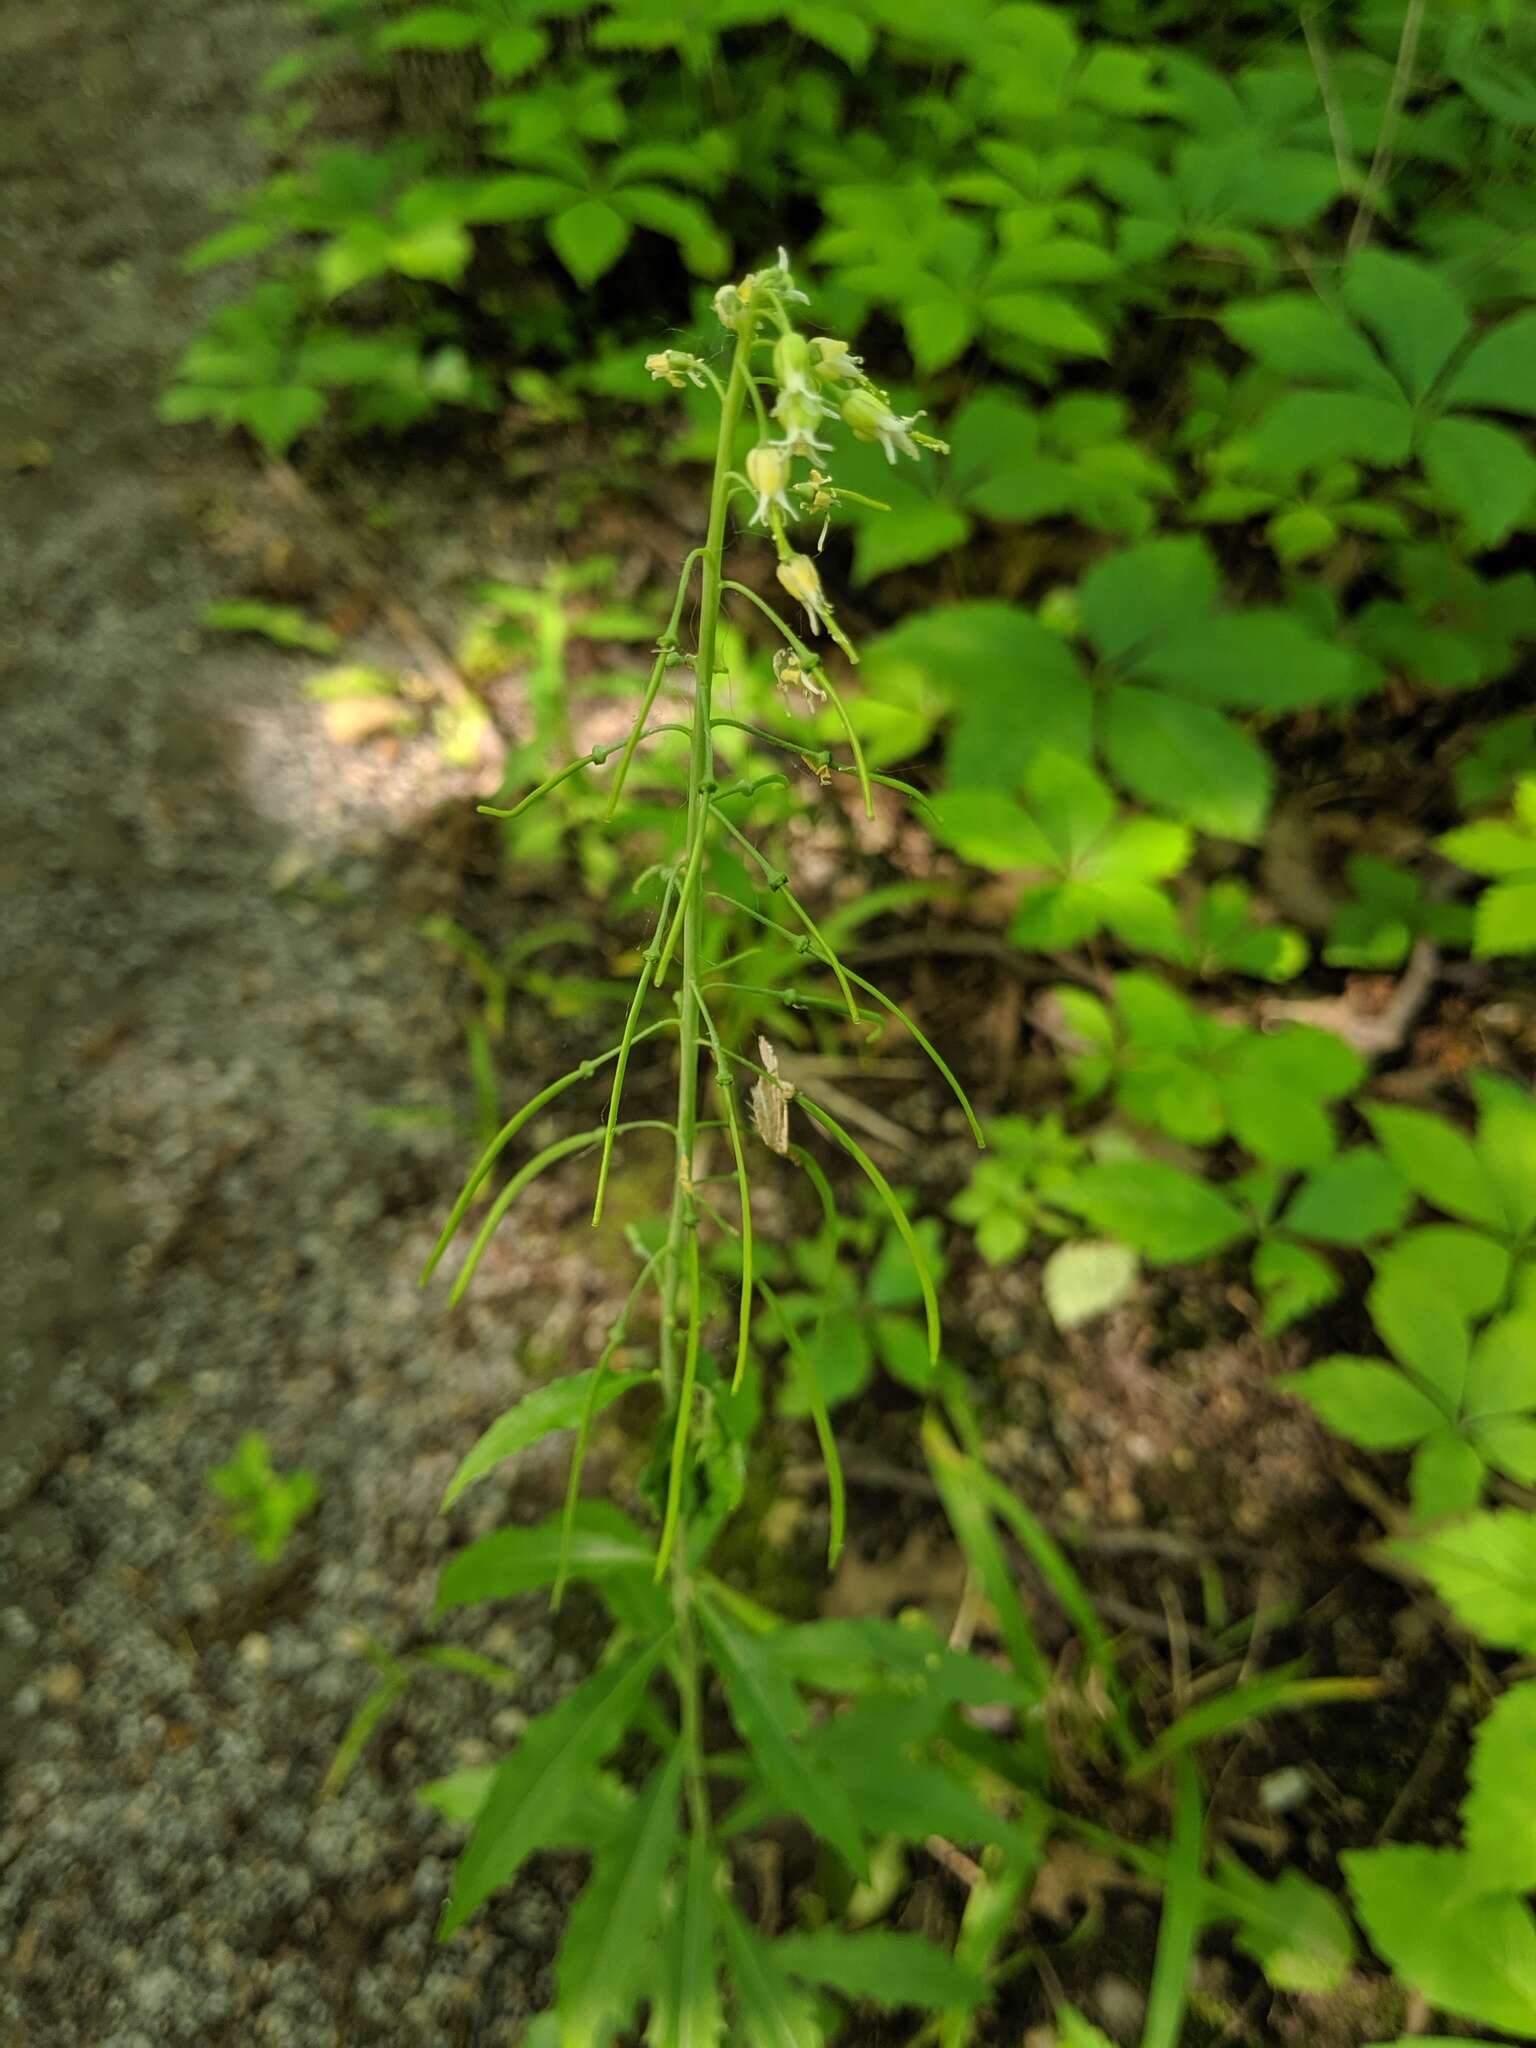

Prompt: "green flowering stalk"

[416,250,982,2034]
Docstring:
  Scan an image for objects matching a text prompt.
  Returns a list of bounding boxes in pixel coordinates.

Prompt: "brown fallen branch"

[1256,937,1440,1057]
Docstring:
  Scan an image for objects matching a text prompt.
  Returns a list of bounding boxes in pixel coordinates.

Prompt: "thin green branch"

[842,967,985,1148]
[605,550,705,819]
[656,1229,704,1580]
[448,1119,674,1308]
[813,666,874,822]
[554,1247,665,1610]
[593,875,679,1226]
[420,1016,679,1284]
[795,1094,940,1367]
[759,1275,845,1568]
[693,982,754,1392]
[707,803,860,1023]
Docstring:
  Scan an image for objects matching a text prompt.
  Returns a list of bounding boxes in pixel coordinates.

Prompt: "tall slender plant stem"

[656,307,762,1845]
[658,311,759,1407]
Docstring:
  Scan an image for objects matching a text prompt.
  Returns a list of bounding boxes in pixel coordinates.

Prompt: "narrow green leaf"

[925,1415,1049,1694]
[442,1370,650,1510]
[648,1829,723,2047]
[699,1603,869,1879]
[1130,1673,1379,1780]
[202,600,340,654]
[558,1751,684,2048]
[775,1928,988,2009]
[435,1501,659,1616]
[718,1899,825,2048]
[1140,1756,1204,2048]
[796,1095,940,1364]
[440,1637,668,1938]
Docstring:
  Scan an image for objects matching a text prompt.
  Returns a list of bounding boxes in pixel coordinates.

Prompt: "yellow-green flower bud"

[645,349,706,389]
[772,385,830,456]
[774,331,812,388]
[776,553,829,636]
[746,443,793,526]
[811,337,862,382]
[839,388,922,463]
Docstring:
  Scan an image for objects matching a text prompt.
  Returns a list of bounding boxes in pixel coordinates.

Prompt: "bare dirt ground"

[0,7,610,2042]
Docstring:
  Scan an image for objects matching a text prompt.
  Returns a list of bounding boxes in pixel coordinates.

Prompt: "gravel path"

[0,7,594,2041]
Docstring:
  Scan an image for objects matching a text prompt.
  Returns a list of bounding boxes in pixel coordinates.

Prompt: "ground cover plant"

[166,1,1536,2042]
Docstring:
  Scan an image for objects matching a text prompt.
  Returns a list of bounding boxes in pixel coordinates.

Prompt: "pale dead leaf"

[1030,1841,1127,1927]
[322,697,417,746]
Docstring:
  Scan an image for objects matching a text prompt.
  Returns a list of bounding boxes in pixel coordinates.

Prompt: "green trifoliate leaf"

[1252,1240,1339,1334]
[1341,249,1470,404]
[1100,685,1274,840]
[1388,1510,1536,1651]
[380,7,481,50]
[548,197,633,284]
[1078,537,1220,659]
[1220,294,1401,399]
[1472,1075,1536,1232]
[1463,1682,1536,1896]
[1373,1227,1510,1321]
[1281,1357,1446,1449]
[1420,416,1536,549]
[1054,1160,1249,1263]
[1442,308,1536,418]
[1366,1267,1470,1406]
[1251,390,1414,474]
[1280,1148,1412,1246]
[1475,879,1536,956]
[1463,1312,1536,1421]
[1345,1845,1536,2037]
[1362,1103,1508,1232]
[1410,1431,1485,1524]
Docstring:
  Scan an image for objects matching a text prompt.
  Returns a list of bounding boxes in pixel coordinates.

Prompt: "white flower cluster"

[646,249,947,655]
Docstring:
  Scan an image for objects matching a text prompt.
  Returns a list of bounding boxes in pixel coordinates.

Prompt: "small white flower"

[772,386,832,457]
[773,330,819,405]
[645,349,707,389]
[745,443,794,527]
[811,337,863,383]
[840,387,923,463]
[776,553,830,636]
[773,645,828,712]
